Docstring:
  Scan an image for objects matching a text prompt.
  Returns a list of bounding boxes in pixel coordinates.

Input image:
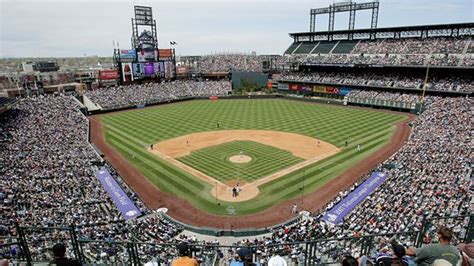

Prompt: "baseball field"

[96,99,407,216]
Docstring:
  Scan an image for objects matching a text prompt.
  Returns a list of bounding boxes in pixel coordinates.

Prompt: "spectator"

[49,243,81,266]
[375,241,409,266]
[268,250,288,266]
[341,255,358,266]
[406,226,461,266]
[172,242,198,266]
[231,248,255,266]
[458,243,474,266]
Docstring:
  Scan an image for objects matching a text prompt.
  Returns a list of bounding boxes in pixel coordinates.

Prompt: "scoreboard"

[134,6,154,26]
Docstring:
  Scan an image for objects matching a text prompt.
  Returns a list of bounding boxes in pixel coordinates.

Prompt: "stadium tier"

[279,70,473,92]
[283,23,474,68]
[84,80,231,110]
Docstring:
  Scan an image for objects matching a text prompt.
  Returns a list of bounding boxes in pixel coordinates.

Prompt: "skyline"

[0,0,473,58]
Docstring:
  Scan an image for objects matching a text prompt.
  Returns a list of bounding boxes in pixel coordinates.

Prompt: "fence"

[1,214,471,265]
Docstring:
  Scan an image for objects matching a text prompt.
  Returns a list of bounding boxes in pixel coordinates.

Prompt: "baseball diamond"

[2,1,473,264]
[95,99,407,216]
[177,140,305,182]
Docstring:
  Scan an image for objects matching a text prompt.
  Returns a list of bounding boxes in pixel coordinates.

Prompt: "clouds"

[0,0,472,57]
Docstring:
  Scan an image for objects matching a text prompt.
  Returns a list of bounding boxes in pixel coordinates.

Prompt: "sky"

[0,0,472,58]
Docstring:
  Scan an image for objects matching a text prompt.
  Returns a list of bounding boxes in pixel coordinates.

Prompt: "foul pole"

[419,61,431,114]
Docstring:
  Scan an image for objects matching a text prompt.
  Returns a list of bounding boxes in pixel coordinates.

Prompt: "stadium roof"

[289,22,474,39]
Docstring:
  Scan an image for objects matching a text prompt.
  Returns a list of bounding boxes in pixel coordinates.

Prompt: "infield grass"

[100,99,407,215]
[177,140,304,183]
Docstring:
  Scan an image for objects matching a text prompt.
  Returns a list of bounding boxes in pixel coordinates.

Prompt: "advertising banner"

[120,49,137,61]
[325,86,340,94]
[95,168,141,220]
[132,63,145,79]
[144,62,154,76]
[267,81,273,89]
[302,86,312,93]
[99,70,119,80]
[158,49,173,60]
[137,49,158,62]
[278,83,289,90]
[164,61,174,79]
[289,84,302,91]
[313,85,325,93]
[154,62,164,77]
[322,172,387,225]
[176,66,189,75]
[339,87,352,96]
[121,63,133,82]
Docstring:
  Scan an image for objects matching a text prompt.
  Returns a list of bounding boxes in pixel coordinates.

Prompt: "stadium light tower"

[131,6,159,50]
[309,0,379,39]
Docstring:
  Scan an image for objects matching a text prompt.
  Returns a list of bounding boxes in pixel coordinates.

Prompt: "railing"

[2,214,471,265]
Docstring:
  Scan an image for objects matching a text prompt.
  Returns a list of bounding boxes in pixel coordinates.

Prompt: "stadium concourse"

[0,74,472,264]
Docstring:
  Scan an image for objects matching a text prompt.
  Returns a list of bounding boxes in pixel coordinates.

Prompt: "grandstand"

[283,23,473,67]
[1,2,473,266]
[276,23,473,111]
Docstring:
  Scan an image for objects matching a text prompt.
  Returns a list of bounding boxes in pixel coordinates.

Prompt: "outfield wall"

[84,93,419,117]
[277,79,472,97]
[277,81,421,113]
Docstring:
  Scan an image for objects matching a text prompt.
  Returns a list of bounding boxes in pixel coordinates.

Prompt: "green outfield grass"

[177,140,304,183]
[101,99,407,215]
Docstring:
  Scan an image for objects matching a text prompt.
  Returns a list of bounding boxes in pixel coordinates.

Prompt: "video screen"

[132,63,145,79]
[137,49,157,62]
[132,62,164,79]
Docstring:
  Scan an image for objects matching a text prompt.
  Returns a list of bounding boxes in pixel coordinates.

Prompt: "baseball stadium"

[0,1,473,265]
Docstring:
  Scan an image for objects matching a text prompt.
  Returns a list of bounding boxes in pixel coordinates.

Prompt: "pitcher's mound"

[229,155,252,164]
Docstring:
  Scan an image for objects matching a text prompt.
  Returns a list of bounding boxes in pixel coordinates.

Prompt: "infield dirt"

[149,130,340,202]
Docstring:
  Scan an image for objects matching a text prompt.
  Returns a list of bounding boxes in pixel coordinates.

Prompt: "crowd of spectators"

[462,55,474,67]
[0,95,183,262]
[85,80,231,110]
[280,71,473,92]
[344,89,422,104]
[1,88,472,264]
[186,37,472,72]
[261,97,471,263]
[198,54,262,72]
[353,36,468,55]
[280,36,473,67]
[280,53,474,67]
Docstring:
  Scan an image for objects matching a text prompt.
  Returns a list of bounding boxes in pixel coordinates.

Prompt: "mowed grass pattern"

[177,141,304,183]
[101,99,407,215]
